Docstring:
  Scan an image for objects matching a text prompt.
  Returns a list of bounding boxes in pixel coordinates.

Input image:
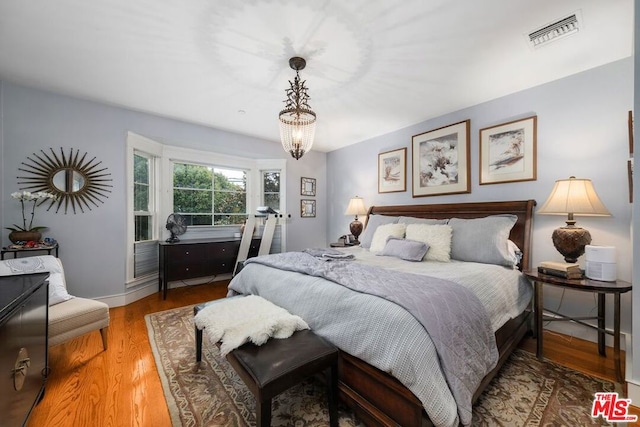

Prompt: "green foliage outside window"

[263,171,280,210]
[173,163,247,225]
[134,154,152,241]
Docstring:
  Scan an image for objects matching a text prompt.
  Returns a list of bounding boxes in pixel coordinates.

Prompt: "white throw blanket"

[194,295,309,356]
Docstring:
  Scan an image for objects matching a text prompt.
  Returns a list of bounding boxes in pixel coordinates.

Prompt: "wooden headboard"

[367,200,537,271]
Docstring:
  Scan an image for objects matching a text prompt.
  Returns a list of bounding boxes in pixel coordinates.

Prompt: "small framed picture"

[300,199,316,217]
[378,148,407,193]
[301,177,316,196]
[479,116,537,185]
[412,120,471,197]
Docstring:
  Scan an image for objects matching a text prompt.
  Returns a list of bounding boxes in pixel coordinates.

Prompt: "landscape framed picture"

[479,116,537,185]
[378,148,407,193]
[411,120,471,197]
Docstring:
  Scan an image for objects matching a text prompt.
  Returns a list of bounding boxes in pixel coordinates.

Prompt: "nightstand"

[524,269,632,382]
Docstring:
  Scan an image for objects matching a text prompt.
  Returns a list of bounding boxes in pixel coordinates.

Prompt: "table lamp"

[538,176,611,263]
[344,196,367,244]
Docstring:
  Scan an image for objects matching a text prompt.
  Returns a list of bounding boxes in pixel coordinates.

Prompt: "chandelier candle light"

[345,196,367,244]
[278,57,316,160]
[537,176,611,263]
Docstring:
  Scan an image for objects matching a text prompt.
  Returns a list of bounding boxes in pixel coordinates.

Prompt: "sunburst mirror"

[17,147,113,214]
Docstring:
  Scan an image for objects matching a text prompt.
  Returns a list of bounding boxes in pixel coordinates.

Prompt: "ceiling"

[0,0,633,153]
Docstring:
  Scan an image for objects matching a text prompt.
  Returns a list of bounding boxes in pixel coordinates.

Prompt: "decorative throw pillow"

[0,255,73,306]
[369,223,406,253]
[448,215,518,267]
[405,224,453,262]
[359,215,399,249]
[378,237,429,262]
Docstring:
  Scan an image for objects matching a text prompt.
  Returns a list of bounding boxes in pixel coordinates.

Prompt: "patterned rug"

[146,305,621,426]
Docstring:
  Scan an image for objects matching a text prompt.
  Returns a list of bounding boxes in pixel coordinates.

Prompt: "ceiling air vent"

[528,13,580,48]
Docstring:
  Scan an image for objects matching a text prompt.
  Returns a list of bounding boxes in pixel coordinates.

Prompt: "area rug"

[146,305,621,426]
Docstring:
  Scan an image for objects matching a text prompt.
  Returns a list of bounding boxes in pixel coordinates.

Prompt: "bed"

[228,200,536,427]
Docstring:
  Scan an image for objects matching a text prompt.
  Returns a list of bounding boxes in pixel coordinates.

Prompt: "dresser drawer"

[165,244,208,262]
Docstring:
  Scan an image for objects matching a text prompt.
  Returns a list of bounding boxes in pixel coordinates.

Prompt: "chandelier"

[278,57,316,160]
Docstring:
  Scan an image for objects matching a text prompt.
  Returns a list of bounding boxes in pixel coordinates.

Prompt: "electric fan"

[165,213,187,243]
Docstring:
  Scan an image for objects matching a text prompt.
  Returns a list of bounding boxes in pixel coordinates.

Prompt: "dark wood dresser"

[0,272,49,427]
[158,237,260,299]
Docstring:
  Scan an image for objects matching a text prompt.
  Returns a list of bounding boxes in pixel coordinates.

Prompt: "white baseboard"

[628,381,640,406]
[95,274,232,307]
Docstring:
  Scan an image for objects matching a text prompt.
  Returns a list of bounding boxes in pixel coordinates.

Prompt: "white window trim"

[126,132,163,285]
[125,133,287,284]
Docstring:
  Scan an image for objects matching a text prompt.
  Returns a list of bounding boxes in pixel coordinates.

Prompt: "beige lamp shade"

[345,196,367,217]
[345,196,367,243]
[538,176,610,263]
[538,177,611,217]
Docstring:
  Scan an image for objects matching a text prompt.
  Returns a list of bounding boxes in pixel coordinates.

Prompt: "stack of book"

[537,261,583,279]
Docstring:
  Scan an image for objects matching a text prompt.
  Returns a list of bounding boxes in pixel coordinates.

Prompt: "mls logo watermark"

[591,392,638,422]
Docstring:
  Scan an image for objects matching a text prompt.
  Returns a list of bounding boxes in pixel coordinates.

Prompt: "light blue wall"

[328,58,634,340]
[630,0,639,398]
[0,81,327,300]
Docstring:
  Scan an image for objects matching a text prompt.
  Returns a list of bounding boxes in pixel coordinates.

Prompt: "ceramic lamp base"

[551,225,591,264]
[349,220,363,243]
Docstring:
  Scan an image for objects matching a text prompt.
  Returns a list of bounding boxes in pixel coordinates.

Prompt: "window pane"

[134,215,152,241]
[172,162,248,227]
[174,189,212,214]
[134,154,149,183]
[263,172,280,193]
[174,163,212,189]
[263,171,280,211]
[214,168,246,191]
[182,214,212,226]
[264,193,280,210]
[214,191,246,214]
[214,214,246,225]
[134,183,149,212]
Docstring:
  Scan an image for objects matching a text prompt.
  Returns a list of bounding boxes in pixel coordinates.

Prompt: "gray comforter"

[228,248,532,427]
[241,252,497,425]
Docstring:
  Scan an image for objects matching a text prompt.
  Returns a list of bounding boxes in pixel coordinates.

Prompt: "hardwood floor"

[27,281,635,426]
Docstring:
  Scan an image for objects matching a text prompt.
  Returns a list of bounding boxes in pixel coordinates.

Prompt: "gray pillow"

[378,237,429,262]
[449,215,518,267]
[398,216,448,225]
[359,215,399,249]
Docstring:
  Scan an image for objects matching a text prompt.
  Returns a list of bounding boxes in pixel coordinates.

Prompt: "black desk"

[158,238,260,299]
[524,269,632,383]
[1,243,59,260]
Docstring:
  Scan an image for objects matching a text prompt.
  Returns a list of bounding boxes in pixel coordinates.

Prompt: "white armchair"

[0,255,110,349]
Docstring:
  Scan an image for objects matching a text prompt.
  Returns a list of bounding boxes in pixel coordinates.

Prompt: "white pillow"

[359,215,399,249]
[405,224,452,262]
[0,255,73,306]
[369,223,406,253]
[48,272,73,306]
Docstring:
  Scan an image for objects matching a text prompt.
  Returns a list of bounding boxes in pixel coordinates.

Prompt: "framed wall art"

[479,115,537,185]
[300,199,316,217]
[411,120,470,197]
[378,148,407,193]
[301,177,316,196]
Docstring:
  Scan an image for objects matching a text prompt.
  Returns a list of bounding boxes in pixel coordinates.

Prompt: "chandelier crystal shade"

[278,57,316,160]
